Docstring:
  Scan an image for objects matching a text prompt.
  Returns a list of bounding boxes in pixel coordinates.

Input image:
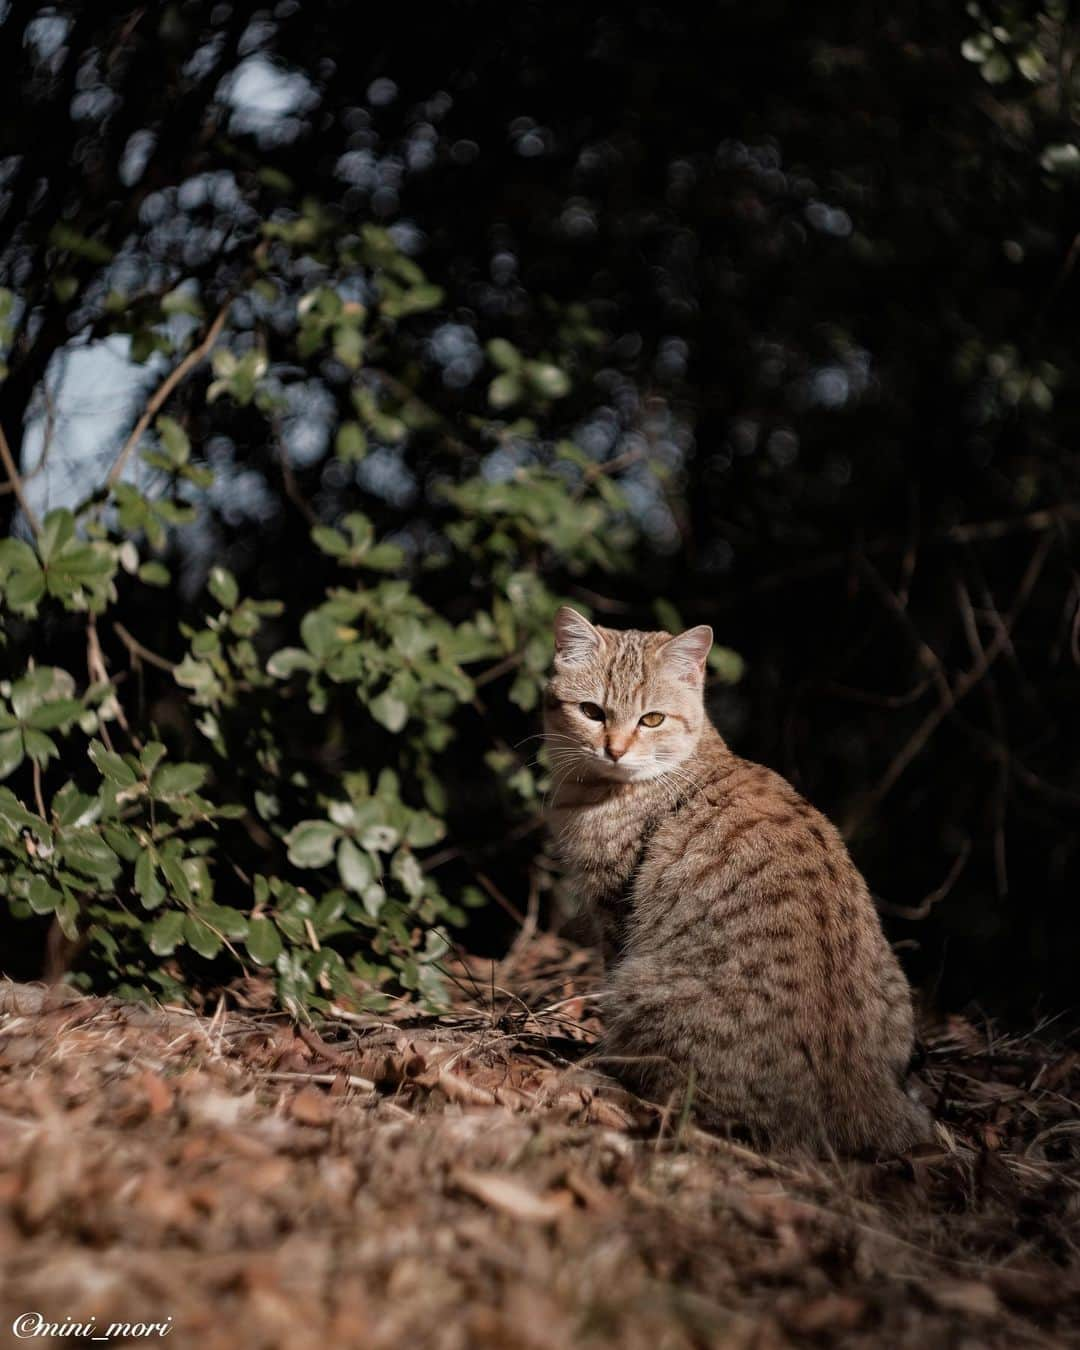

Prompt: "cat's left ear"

[553,606,604,667]
[659,625,713,685]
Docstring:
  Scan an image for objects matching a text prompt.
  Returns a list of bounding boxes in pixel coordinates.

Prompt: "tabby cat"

[543,607,932,1155]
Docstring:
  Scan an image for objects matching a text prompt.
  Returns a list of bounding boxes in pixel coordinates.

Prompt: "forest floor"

[0,939,1078,1350]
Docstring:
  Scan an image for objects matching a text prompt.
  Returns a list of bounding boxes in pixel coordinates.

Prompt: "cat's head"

[543,607,712,783]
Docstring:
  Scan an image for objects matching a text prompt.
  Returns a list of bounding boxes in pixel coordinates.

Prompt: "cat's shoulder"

[685,751,846,849]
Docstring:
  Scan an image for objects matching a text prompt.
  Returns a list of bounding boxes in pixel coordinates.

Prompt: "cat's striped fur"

[544,608,932,1155]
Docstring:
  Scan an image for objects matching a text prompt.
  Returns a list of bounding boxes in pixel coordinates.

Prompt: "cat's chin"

[581,757,664,784]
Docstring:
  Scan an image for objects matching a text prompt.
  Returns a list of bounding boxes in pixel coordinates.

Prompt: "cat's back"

[627,750,878,958]
[609,750,929,1153]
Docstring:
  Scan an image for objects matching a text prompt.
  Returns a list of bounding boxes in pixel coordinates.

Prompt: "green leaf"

[51,782,98,827]
[161,287,205,318]
[361,883,386,918]
[22,728,58,765]
[266,647,318,678]
[38,509,76,564]
[527,362,572,398]
[981,50,1011,83]
[153,763,208,799]
[337,837,374,892]
[55,894,79,941]
[134,850,166,909]
[156,415,191,466]
[1040,143,1080,176]
[392,850,425,898]
[361,543,405,572]
[369,690,408,733]
[89,739,138,786]
[311,525,349,558]
[28,876,62,915]
[208,566,238,609]
[5,564,45,610]
[707,645,745,684]
[0,728,24,779]
[174,655,217,694]
[285,820,340,868]
[25,698,81,730]
[140,742,167,776]
[487,338,523,371]
[59,830,119,882]
[404,811,445,848]
[488,372,522,409]
[184,914,223,959]
[11,667,75,720]
[138,561,171,587]
[301,608,347,658]
[396,282,444,315]
[961,33,994,62]
[335,421,368,461]
[246,916,283,965]
[147,910,186,956]
[158,849,193,903]
[49,223,114,264]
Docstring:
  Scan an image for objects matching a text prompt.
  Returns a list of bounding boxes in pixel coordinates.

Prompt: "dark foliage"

[1,1,1078,1013]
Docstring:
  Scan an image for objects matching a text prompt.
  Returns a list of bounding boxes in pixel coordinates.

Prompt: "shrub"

[0,206,640,1014]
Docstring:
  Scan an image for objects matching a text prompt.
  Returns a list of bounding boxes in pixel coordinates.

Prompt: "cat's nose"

[606,741,629,761]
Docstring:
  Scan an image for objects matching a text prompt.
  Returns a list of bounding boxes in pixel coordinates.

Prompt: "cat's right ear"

[553,607,603,667]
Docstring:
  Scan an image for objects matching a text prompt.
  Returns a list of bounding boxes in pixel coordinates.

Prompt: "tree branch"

[843,534,1055,838]
[104,301,231,492]
[0,420,40,534]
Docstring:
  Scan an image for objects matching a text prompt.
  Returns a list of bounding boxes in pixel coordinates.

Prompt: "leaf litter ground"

[0,938,1078,1349]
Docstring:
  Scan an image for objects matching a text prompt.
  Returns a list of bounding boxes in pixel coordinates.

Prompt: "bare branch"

[876,840,972,921]
[113,622,176,672]
[946,503,1080,544]
[0,420,40,535]
[104,301,231,492]
[843,534,1055,838]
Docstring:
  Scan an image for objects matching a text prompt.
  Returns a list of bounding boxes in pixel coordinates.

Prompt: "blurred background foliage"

[0,0,1078,1016]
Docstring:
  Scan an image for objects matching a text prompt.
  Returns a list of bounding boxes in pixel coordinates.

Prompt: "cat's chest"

[550,796,658,900]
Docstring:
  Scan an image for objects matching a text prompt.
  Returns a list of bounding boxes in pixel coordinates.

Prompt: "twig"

[474,651,523,687]
[103,301,231,491]
[856,555,952,705]
[261,1069,377,1092]
[113,622,175,672]
[876,841,973,921]
[0,376,57,499]
[843,535,1055,837]
[0,421,40,534]
[85,612,133,750]
[947,503,1080,545]
[475,871,527,926]
[275,420,318,526]
[583,447,645,482]
[31,758,46,818]
[298,1024,349,1065]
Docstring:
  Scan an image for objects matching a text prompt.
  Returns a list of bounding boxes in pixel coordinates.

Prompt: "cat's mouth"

[574,753,662,784]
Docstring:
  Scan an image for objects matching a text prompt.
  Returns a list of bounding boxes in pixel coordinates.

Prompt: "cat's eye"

[579,702,605,722]
[639,711,665,728]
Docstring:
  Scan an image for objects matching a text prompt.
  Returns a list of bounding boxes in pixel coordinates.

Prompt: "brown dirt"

[0,938,1078,1349]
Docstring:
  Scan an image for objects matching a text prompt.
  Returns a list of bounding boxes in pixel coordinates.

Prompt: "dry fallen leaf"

[925,1280,1000,1318]
[451,1170,573,1224]
[137,1069,174,1118]
[290,1086,334,1127]
[783,1294,866,1335]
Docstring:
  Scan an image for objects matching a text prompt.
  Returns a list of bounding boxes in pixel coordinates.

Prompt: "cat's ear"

[553,607,603,667]
[658,625,713,685]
